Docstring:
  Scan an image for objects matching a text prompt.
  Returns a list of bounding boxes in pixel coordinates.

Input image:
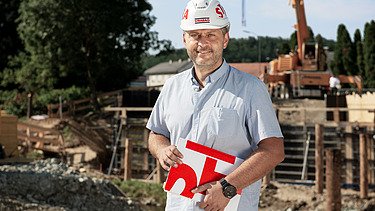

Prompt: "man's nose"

[197,36,210,46]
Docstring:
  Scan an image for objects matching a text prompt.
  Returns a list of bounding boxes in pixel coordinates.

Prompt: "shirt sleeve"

[146,84,170,139]
[247,80,283,146]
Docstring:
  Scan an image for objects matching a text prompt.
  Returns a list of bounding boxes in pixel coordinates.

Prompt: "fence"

[103,107,165,182]
[47,90,123,118]
[17,122,65,154]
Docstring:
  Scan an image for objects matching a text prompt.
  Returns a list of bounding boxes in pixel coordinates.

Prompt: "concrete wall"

[0,112,18,157]
[146,74,175,87]
[346,92,375,123]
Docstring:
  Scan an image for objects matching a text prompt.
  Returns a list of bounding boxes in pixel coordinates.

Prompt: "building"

[144,59,193,88]
[144,59,269,87]
[230,62,268,81]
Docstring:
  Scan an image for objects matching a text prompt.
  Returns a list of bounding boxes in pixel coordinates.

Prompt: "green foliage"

[0,0,159,116]
[0,0,23,74]
[321,37,336,51]
[0,90,27,116]
[354,29,364,76]
[307,26,315,42]
[224,36,289,62]
[0,86,89,116]
[290,31,297,52]
[224,37,260,62]
[36,86,90,105]
[278,42,291,55]
[142,48,188,71]
[333,24,356,75]
[12,0,157,94]
[112,179,166,207]
[363,20,375,88]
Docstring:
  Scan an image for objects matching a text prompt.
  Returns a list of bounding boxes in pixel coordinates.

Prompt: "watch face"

[223,185,237,199]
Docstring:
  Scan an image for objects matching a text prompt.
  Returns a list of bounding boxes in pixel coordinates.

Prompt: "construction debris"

[0,158,139,210]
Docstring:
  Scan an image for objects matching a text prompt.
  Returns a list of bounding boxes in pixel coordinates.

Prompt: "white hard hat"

[180,0,230,31]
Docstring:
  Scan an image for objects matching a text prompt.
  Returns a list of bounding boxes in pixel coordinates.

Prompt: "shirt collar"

[190,59,229,85]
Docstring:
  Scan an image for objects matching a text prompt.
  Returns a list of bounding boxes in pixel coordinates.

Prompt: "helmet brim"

[180,24,229,31]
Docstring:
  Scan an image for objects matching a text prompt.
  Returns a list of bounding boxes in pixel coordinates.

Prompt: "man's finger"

[158,158,170,171]
[168,147,184,164]
[170,146,184,159]
[191,183,212,193]
[198,201,208,209]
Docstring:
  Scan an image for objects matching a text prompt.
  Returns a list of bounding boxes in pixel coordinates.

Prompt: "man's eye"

[189,33,198,37]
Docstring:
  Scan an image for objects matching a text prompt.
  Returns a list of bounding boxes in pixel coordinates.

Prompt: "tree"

[333,24,356,75]
[8,0,157,110]
[354,29,364,77]
[363,20,375,88]
[278,42,291,55]
[315,34,323,46]
[0,0,23,80]
[290,31,297,53]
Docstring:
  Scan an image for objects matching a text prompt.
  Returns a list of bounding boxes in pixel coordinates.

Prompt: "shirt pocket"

[207,107,239,140]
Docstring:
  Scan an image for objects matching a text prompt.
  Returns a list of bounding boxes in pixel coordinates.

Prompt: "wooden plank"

[368,133,375,184]
[360,134,368,199]
[17,133,60,145]
[74,105,92,112]
[315,124,324,194]
[17,122,60,135]
[325,149,341,211]
[345,125,353,184]
[124,138,132,180]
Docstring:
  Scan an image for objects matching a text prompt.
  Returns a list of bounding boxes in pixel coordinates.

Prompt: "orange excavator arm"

[291,0,309,61]
[338,75,363,94]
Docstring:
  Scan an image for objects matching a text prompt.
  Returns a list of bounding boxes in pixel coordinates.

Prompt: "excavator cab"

[301,42,327,71]
[301,43,318,71]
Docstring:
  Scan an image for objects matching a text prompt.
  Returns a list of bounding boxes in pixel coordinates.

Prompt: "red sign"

[164,139,243,210]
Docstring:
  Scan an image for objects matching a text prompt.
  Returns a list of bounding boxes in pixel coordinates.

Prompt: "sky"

[146,0,375,49]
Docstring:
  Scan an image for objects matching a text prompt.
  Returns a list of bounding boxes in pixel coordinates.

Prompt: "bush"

[0,90,28,116]
[36,86,90,105]
[112,179,166,207]
[0,86,89,117]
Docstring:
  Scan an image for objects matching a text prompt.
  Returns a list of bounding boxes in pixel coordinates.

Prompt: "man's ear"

[183,33,187,45]
[223,32,229,49]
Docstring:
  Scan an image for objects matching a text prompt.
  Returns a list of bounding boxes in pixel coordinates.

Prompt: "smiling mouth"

[197,51,212,55]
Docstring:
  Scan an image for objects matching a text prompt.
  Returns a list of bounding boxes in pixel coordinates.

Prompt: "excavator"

[266,0,362,98]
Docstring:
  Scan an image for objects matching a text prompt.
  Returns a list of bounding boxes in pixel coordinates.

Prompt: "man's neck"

[194,60,223,88]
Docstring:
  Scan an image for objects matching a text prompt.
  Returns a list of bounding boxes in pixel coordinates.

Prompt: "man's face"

[183,28,229,69]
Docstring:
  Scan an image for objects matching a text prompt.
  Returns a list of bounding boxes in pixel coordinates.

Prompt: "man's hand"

[192,181,230,211]
[156,145,184,171]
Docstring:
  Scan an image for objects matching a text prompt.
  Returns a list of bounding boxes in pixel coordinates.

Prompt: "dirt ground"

[259,182,375,211]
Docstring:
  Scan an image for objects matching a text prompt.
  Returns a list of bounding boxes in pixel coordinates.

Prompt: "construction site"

[1,0,375,210]
[0,87,374,210]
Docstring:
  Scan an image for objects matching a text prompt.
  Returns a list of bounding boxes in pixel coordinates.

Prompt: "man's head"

[180,0,230,31]
[180,0,230,70]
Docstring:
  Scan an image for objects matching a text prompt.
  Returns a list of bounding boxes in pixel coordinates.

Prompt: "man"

[329,74,341,95]
[147,0,284,210]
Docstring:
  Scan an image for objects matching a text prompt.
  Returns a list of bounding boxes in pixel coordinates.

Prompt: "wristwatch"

[220,178,237,199]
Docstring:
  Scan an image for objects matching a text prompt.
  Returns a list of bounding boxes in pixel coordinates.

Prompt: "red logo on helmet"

[183,8,189,20]
[195,17,210,24]
[216,4,226,18]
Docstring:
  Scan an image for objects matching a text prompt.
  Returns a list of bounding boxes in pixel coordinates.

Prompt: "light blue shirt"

[147,60,283,211]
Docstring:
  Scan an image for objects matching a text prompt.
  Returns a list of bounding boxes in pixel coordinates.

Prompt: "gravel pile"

[0,159,139,211]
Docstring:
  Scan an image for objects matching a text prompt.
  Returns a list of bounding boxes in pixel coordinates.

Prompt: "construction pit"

[0,94,375,210]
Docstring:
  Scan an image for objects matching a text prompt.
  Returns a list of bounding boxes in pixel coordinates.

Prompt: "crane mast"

[292,0,309,61]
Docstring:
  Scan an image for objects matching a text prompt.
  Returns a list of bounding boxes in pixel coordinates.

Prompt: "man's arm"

[225,137,284,189]
[148,131,184,171]
[193,137,284,210]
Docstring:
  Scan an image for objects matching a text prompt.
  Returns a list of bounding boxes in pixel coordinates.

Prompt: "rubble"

[0,159,139,211]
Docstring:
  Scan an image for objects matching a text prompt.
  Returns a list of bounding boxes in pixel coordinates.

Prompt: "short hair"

[221,25,230,35]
